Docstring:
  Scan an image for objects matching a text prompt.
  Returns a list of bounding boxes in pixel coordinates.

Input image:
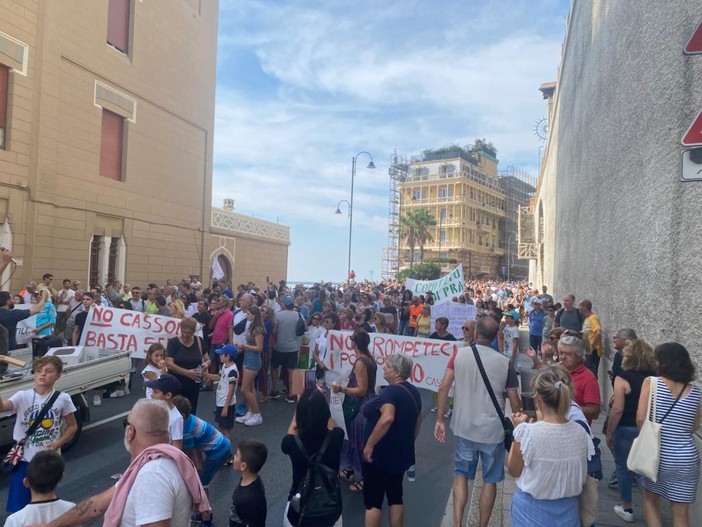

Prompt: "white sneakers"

[244,413,263,427]
[614,505,634,523]
[234,411,263,426]
[235,411,252,424]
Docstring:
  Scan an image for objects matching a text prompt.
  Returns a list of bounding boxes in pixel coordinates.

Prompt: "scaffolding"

[382,150,408,280]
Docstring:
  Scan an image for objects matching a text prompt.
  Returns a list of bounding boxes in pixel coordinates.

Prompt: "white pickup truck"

[0,347,131,451]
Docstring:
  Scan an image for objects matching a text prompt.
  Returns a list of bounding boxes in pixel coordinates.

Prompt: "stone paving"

[440,414,675,526]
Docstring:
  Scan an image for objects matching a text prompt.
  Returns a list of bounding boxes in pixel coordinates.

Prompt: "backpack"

[289,432,342,526]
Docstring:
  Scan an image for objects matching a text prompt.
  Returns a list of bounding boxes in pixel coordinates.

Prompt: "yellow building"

[398,145,506,278]
[0,0,288,290]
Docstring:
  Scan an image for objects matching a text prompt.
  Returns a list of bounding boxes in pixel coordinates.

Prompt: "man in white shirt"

[434,317,521,527]
[38,399,207,527]
[500,310,521,369]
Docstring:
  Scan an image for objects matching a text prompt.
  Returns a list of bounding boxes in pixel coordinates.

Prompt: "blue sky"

[213,0,570,283]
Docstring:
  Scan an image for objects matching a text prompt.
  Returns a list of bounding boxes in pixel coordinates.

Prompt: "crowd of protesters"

[0,256,699,527]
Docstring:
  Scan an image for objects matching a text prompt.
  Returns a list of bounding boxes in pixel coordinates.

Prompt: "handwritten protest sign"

[429,302,477,338]
[404,264,464,304]
[78,306,189,359]
[324,330,460,437]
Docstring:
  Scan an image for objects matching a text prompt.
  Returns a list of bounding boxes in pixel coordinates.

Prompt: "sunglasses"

[462,326,472,331]
[562,329,583,339]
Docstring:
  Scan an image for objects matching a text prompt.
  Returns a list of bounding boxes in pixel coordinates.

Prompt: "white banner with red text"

[403,264,465,304]
[323,330,460,437]
[77,305,201,359]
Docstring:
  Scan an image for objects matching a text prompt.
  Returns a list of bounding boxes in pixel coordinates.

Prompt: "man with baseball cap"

[145,374,184,450]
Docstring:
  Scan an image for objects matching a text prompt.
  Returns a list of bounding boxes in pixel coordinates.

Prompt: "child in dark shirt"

[230,438,268,527]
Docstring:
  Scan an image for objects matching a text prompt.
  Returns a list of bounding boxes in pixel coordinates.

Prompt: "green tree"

[413,208,437,263]
[399,210,418,264]
[398,262,442,281]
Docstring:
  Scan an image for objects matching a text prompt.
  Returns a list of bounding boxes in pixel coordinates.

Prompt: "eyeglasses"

[462,326,472,331]
[122,418,132,429]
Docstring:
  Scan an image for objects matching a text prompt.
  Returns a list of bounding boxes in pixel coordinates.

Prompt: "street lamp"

[337,151,375,279]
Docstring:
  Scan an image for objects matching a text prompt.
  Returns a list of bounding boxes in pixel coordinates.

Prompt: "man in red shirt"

[557,333,600,424]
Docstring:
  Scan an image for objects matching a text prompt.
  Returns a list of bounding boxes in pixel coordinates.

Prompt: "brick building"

[0,0,288,290]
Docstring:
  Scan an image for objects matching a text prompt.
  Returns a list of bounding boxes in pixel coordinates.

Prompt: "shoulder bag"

[471,343,514,451]
[1,390,62,474]
[627,377,686,482]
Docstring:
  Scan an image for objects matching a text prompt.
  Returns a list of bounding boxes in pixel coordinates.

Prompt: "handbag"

[471,343,514,451]
[627,377,686,482]
[1,390,62,474]
[578,475,599,527]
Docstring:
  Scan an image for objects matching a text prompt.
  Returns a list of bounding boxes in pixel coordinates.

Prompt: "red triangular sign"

[685,22,702,54]
[682,110,702,146]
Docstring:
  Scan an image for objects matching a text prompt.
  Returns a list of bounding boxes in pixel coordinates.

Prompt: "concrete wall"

[534,0,702,374]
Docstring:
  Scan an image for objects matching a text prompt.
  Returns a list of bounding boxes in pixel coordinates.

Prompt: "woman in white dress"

[508,366,594,526]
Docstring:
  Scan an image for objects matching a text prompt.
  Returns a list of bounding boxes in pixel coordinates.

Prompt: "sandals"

[338,468,354,481]
[349,479,365,492]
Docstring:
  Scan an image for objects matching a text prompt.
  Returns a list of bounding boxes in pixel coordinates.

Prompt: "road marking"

[83,410,131,431]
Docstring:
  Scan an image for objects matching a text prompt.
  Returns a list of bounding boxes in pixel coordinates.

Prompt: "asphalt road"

[0,375,456,526]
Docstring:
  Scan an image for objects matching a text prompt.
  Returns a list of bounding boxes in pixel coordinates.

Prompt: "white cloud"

[214,0,568,281]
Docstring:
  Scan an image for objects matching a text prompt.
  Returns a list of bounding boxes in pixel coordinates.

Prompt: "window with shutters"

[89,236,101,287]
[100,109,125,181]
[107,0,130,54]
[0,65,8,150]
[107,237,119,284]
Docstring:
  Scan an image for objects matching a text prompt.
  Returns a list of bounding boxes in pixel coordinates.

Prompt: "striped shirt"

[642,377,701,503]
[182,414,231,459]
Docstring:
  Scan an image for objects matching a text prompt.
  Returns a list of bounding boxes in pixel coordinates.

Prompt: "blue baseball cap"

[504,310,520,320]
[215,344,238,357]
[145,373,181,395]
[282,295,295,309]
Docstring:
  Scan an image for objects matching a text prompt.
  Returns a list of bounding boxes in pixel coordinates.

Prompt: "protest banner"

[429,302,477,338]
[14,305,35,346]
[324,330,461,436]
[78,305,192,359]
[404,264,464,304]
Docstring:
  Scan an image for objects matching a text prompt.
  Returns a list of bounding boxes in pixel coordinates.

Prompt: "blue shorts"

[243,350,262,371]
[454,437,505,483]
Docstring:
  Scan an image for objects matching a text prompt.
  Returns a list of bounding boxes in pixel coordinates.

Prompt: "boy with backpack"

[230,438,268,527]
[4,450,74,526]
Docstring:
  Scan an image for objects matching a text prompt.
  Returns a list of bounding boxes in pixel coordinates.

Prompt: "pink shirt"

[211,309,233,345]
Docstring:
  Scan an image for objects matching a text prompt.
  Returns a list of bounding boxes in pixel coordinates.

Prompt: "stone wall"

[534,0,702,374]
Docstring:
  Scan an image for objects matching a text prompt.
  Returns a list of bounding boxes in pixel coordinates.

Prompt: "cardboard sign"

[14,304,35,346]
[78,305,195,359]
[404,264,465,304]
[429,302,477,338]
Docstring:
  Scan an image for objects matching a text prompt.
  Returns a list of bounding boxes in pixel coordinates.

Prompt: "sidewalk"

[440,414,673,526]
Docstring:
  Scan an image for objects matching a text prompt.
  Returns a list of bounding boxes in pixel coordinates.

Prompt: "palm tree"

[413,208,437,263]
[399,211,418,264]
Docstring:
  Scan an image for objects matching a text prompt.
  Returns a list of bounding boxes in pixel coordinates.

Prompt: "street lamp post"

[336,151,375,279]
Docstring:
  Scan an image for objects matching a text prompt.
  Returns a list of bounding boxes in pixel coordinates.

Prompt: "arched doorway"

[209,246,234,287]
